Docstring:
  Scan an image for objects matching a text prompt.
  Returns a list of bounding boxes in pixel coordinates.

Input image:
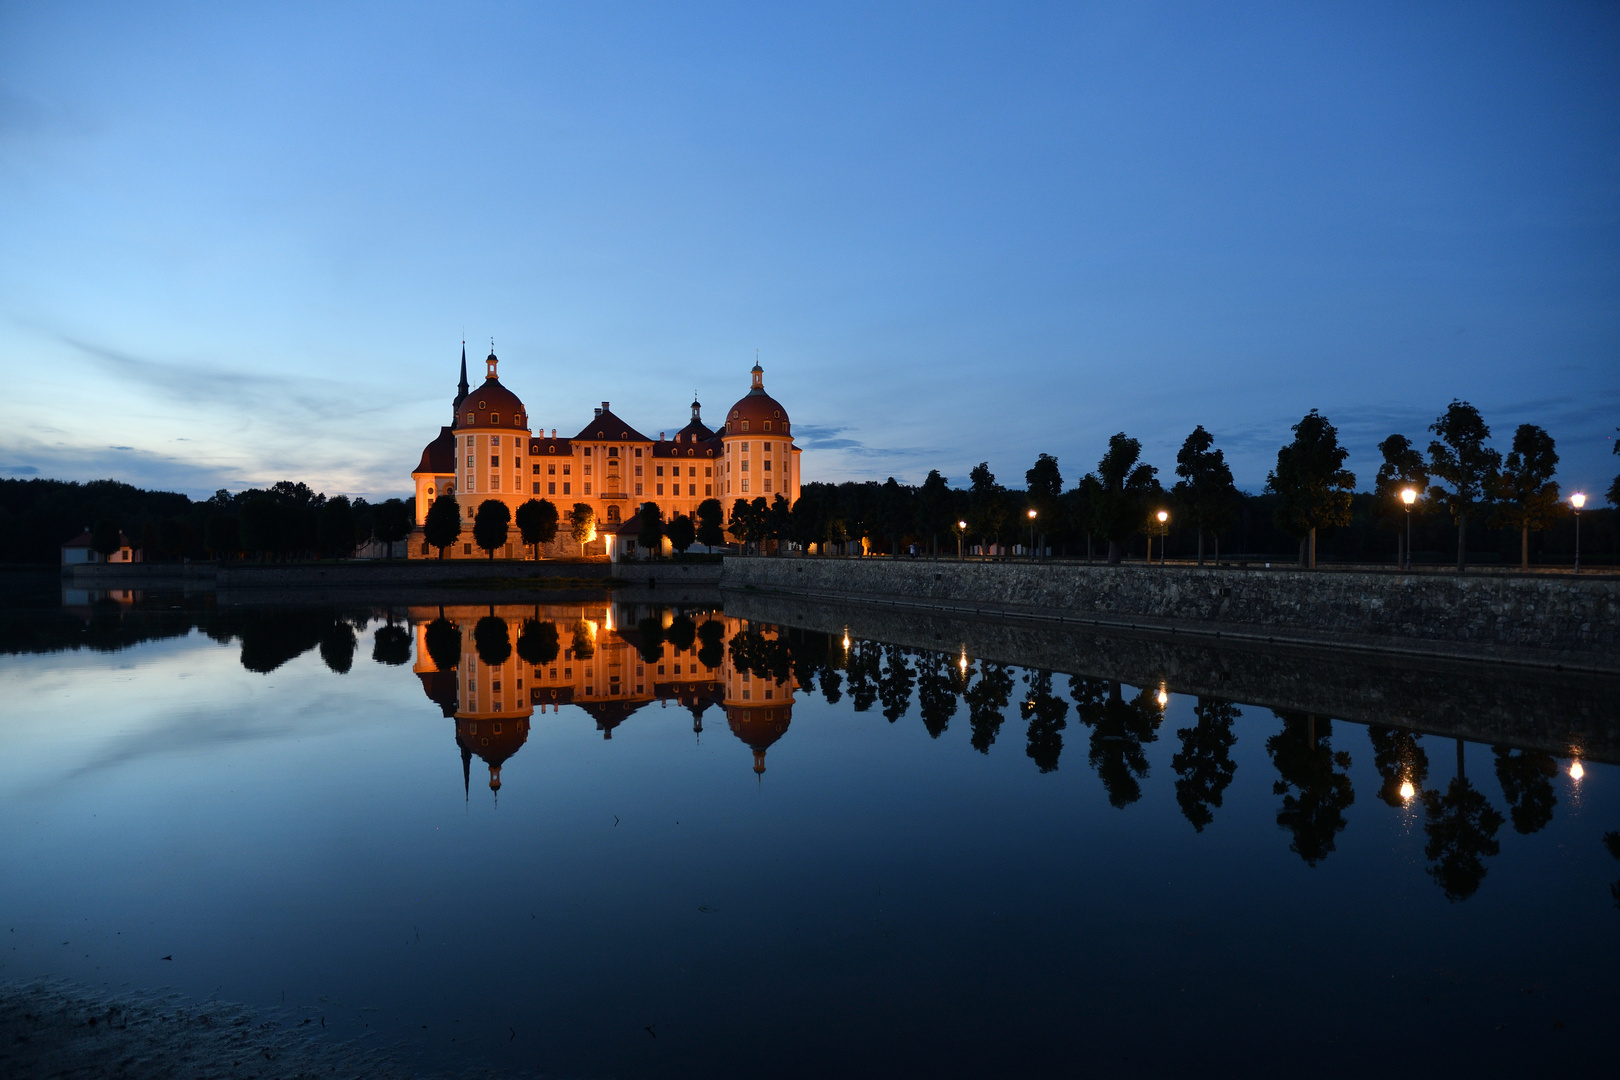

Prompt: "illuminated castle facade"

[410,347,802,558]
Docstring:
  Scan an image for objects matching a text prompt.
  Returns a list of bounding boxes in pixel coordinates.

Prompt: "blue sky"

[1,1,1616,501]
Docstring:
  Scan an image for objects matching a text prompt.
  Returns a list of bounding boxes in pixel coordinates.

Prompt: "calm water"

[2,586,1617,1078]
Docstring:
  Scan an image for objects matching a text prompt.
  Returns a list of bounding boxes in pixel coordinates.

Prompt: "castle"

[410,346,801,558]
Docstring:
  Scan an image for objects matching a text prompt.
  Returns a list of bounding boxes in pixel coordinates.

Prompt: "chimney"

[659,432,665,442]
[551,428,556,438]
[602,401,610,412]
[594,408,601,417]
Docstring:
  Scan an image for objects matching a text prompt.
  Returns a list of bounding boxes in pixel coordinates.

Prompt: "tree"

[1266,711,1354,865]
[1427,400,1501,572]
[567,502,596,557]
[967,462,1008,555]
[1065,474,1103,561]
[914,653,958,738]
[695,498,726,550]
[1093,434,1158,564]
[1025,454,1063,555]
[1373,434,1428,569]
[877,478,912,555]
[915,470,953,557]
[203,512,239,560]
[516,618,561,667]
[636,501,664,555]
[372,498,412,560]
[423,493,461,559]
[90,518,121,560]
[240,496,281,560]
[1423,746,1505,901]
[1610,427,1620,508]
[666,512,696,554]
[473,614,512,666]
[768,493,793,553]
[472,499,511,559]
[1171,427,1237,565]
[1368,725,1429,808]
[1265,410,1356,569]
[1021,669,1069,773]
[1492,746,1556,835]
[318,495,357,559]
[728,497,767,553]
[320,621,356,673]
[513,498,559,560]
[964,661,1013,753]
[372,623,412,665]
[1491,424,1559,569]
[424,614,461,673]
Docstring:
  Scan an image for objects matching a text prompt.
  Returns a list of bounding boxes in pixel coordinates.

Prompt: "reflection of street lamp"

[1027,508,1037,561]
[1570,760,1585,781]
[1399,780,1416,801]
[956,519,967,561]
[1571,492,1586,573]
[1156,510,1169,566]
[1155,684,1168,708]
[1401,488,1417,570]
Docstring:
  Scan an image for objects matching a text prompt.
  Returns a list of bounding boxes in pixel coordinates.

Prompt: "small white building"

[61,529,141,565]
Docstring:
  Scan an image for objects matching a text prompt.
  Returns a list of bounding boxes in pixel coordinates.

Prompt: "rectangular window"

[464,543,472,554]
[548,482,556,494]
[656,484,663,496]
[764,460,772,471]
[583,465,591,475]
[491,456,499,467]
[764,480,772,492]
[705,466,712,476]
[584,447,592,456]
[533,463,540,474]
[634,465,643,476]
[548,464,556,475]
[741,461,749,472]
[564,482,571,494]
[741,443,749,452]
[706,484,713,496]
[584,483,591,494]
[563,464,570,474]
[534,482,541,494]
[656,466,664,476]
[636,483,643,495]
[491,476,500,490]
[634,448,642,458]
[466,456,473,469]
[742,480,749,493]
[689,484,696,496]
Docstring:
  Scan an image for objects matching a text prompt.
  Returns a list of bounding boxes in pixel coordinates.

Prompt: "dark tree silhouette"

[1423,744,1505,901]
[570,619,595,661]
[318,495,356,558]
[1373,434,1429,568]
[567,502,596,557]
[1172,697,1241,831]
[1026,454,1063,554]
[514,498,560,559]
[1490,424,1560,569]
[1074,679,1161,808]
[915,652,958,738]
[90,518,121,559]
[695,498,726,550]
[1172,427,1238,565]
[371,497,413,560]
[665,612,697,653]
[371,623,412,665]
[636,501,664,555]
[1021,669,1069,773]
[636,616,667,664]
[695,619,725,669]
[516,618,560,668]
[1428,400,1501,572]
[1266,410,1355,569]
[423,493,461,558]
[915,469,954,557]
[878,644,915,722]
[847,643,881,713]
[965,662,1015,753]
[1093,435,1158,564]
[1266,711,1354,865]
[473,615,512,667]
[319,620,356,673]
[424,614,461,673]
[1367,725,1430,808]
[666,512,696,554]
[1492,746,1557,835]
[1605,831,1620,911]
[473,500,512,559]
[967,462,1008,555]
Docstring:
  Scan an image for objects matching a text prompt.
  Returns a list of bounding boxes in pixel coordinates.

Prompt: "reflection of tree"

[636,616,666,664]
[964,662,1013,753]
[571,620,595,661]
[1367,725,1429,808]
[515,619,560,668]
[729,629,792,685]
[878,645,914,723]
[784,628,829,695]
[666,613,697,654]
[1423,744,1504,902]
[1604,832,1620,911]
[1492,747,1557,835]
[473,615,512,667]
[1073,679,1161,808]
[819,661,843,704]
[424,615,461,673]
[319,621,356,673]
[235,609,336,674]
[1266,711,1354,865]
[695,619,725,669]
[372,623,412,666]
[1021,669,1069,773]
[847,643,881,713]
[914,652,958,738]
[1172,698,1240,831]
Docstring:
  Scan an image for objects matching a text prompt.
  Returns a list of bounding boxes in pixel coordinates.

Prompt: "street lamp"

[1027,508,1037,561]
[957,519,967,561]
[1156,510,1169,565]
[1571,492,1586,573]
[1401,488,1417,570]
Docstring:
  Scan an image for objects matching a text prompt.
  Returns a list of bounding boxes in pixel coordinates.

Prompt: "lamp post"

[957,519,967,561]
[1571,492,1586,573]
[1027,508,1037,561]
[1156,510,1168,565]
[1400,487,1417,571]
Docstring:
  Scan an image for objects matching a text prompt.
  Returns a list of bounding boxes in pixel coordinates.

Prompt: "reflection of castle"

[411,605,799,796]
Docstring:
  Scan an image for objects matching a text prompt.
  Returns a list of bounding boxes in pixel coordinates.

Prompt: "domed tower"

[720,359,801,511]
[450,610,534,798]
[450,347,533,556]
[720,615,796,776]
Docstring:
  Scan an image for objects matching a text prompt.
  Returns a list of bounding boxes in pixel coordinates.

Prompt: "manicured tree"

[637,501,664,556]
[203,512,239,560]
[424,613,461,673]
[968,462,1008,556]
[372,498,413,561]
[567,502,596,558]
[1491,424,1560,569]
[514,497,559,560]
[472,499,511,560]
[372,623,413,665]
[473,614,512,666]
[320,621,357,673]
[90,518,121,560]
[423,493,461,559]
[318,495,357,559]
[915,470,953,557]
[727,498,755,552]
[695,498,726,551]
[1065,474,1103,561]
[1093,434,1157,565]
[516,618,561,667]
[749,497,770,554]
[666,512,696,555]
[1025,453,1062,555]
[1427,400,1501,572]
[1265,410,1356,569]
[1171,427,1237,566]
[768,493,793,553]
[1373,434,1429,568]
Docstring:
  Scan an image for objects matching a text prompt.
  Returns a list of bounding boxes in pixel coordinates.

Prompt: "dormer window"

[742,421,749,432]
[491,414,500,424]
[466,413,473,424]
[763,421,771,431]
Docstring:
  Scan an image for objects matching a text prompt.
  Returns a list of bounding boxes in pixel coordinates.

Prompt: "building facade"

[410,346,801,559]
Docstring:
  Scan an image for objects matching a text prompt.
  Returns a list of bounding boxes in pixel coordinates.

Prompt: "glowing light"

[1570,761,1585,781]
[1400,487,1417,506]
[1156,684,1168,707]
[957,520,967,530]
[842,632,851,650]
[1156,510,1168,524]
[1570,492,1586,510]
[1399,781,1415,801]
[958,650,968,673]
[1027,509,1037,519]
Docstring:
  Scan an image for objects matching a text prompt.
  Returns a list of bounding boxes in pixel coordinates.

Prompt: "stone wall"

[69,560,723,589]
[719,556,1619,669]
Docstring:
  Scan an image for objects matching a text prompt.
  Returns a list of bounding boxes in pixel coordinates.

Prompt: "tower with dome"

[410,345,802,559]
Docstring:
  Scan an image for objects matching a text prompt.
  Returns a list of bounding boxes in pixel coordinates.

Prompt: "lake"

[1,582,1616,1077]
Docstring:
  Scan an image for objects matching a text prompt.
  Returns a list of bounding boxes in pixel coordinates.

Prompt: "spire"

[486,341,499,380]
[461,741,471,801]
[750,355,764,393]
[455,342,469,407]
[691,392,702,422]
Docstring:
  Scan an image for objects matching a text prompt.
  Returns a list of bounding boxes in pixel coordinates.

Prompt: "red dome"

[724,362,790,437]
[453,352,529,431]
